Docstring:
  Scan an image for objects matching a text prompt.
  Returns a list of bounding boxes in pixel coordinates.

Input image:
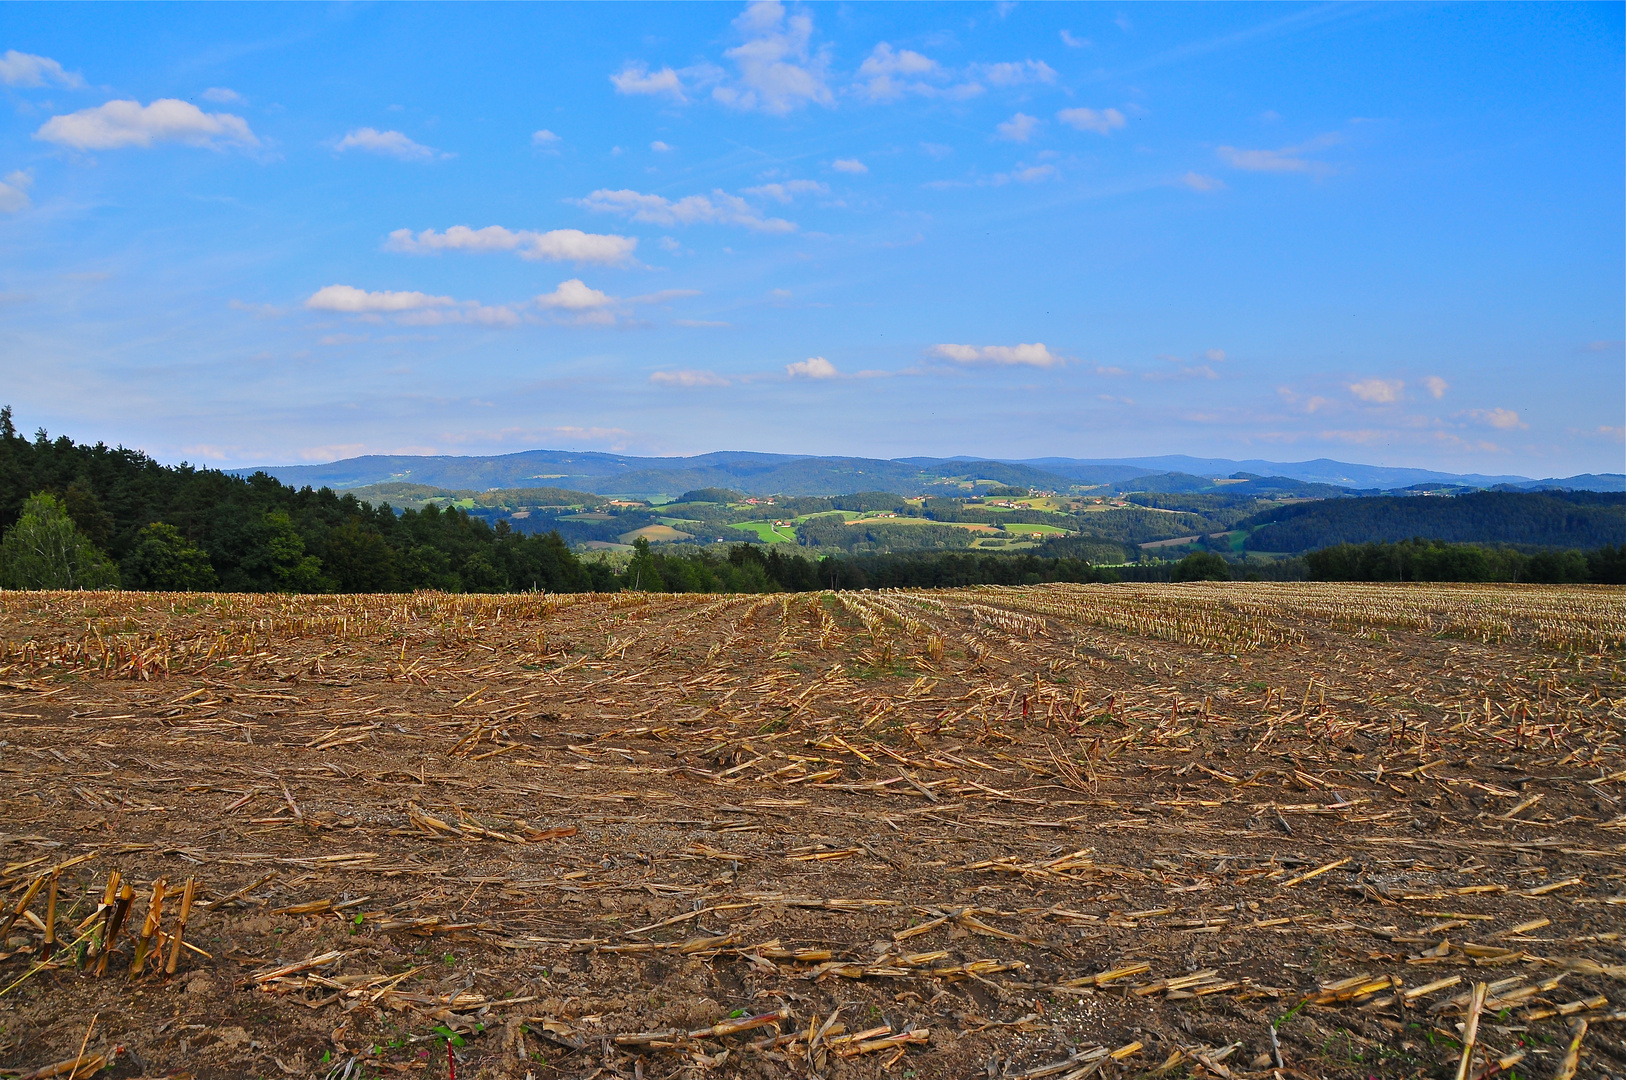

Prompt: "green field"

[999,522,1072,536]
[729,521,799,543]
[792,510,862,523]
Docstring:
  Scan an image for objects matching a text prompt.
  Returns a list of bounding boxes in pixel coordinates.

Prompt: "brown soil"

[0,583,1623,1080]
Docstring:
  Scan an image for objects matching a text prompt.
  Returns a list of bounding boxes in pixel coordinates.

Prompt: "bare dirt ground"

[0,582,1623,1080]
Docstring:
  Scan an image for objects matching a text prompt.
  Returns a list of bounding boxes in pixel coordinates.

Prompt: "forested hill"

[1243,490,1626,552]
[0,409,607,593]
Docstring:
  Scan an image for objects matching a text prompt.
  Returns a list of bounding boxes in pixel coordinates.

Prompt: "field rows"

[0,582,1623,1079]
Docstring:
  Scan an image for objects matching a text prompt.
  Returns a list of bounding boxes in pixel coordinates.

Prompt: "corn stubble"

[0,581,1623,1078]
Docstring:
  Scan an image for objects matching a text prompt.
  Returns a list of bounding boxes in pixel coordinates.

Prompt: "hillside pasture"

[617,524,695,544]
[729,520,799,543]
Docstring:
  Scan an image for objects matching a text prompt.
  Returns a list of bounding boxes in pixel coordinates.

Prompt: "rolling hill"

[238,449,1622,499]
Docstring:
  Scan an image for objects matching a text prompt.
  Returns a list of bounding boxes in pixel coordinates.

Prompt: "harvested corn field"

[1,582,1624,1080]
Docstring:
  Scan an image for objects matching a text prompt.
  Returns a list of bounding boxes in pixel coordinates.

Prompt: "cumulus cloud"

[996,113,1041,143]
[334,128,445,161]
[35,99,258,150]
[1182,172,1224,192]
[1463,407,1525,430]
[742,179,826,203]
[306,285,455,313]
[0,170,32,213]
[853,42,998,101]
[975,60,1056,87]
[200,87,245,104]
[1348,378,1402,404]
[577,188,795,232]
[610,63,688,103]
[1060,30,1090,48]
[856,42,952,101]
[929,343,1061,368]
[1203,349,1226,362]
[1057,107,1126,135]
[651,369,730,387]
[786,356,839,378]
[535,279,613,311]
[832,157,867,174]
[531,129,560,149]
[713,1,834,115]
[650,140,674,152]
[0,50,84,88]
[385,226,637,265]
[1423,375,1449,399]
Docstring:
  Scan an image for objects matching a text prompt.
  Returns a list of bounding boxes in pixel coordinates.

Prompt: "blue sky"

[1,2,1621,476]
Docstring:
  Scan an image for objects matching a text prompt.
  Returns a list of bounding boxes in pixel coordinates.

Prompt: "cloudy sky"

[1,2,1621,475]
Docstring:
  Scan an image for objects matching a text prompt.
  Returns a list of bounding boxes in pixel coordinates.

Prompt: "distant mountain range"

[236,448,1625,499]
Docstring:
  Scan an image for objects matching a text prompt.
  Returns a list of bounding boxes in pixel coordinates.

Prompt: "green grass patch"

[999,522,1071,536]
[729,521,799,543]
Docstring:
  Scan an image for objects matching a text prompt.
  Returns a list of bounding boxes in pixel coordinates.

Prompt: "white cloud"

[535,279,613,311]
[929,343,1061,368]
[1057,107,1126,135]
[1060,30,1090,48]
[0,170,32,213]
[713,1,833,115]
[1348,378,1402,403]
[1463,407,1525,430]
[610,64,687,103]
[786,356,839,378]
[742,179,827,203]
[526,279,697,327]
[1182,172,1224,192]
[832,157,867,174]
[994,163,1057,184]
[675,318,731,328]
[1216,134,1338,176]
[201,87,245,104]
[1423,375,1449,399]
[996,112,1041,142]
[651,140,674,152]
[532,129,561,149]
[975,60,1057,87]
[1203,349,1226,362]
[35,99,259,150]
[856,42,950,101]
[0,50,84,89]
[305,285,455,313]
[385,226,637,265]
[577,187,795,232]
[651,369,730,387]
[334,128,444,161]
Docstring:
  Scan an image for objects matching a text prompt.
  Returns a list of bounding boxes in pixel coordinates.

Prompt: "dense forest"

[1243,490,1626,551]
[1306,539,1626,584]
[0,410,610,593]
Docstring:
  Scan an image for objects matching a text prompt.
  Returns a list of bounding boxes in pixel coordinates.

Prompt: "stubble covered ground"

[1,582,1624,1079]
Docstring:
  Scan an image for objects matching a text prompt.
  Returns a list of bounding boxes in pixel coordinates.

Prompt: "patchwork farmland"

[1,583,1624,1079]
